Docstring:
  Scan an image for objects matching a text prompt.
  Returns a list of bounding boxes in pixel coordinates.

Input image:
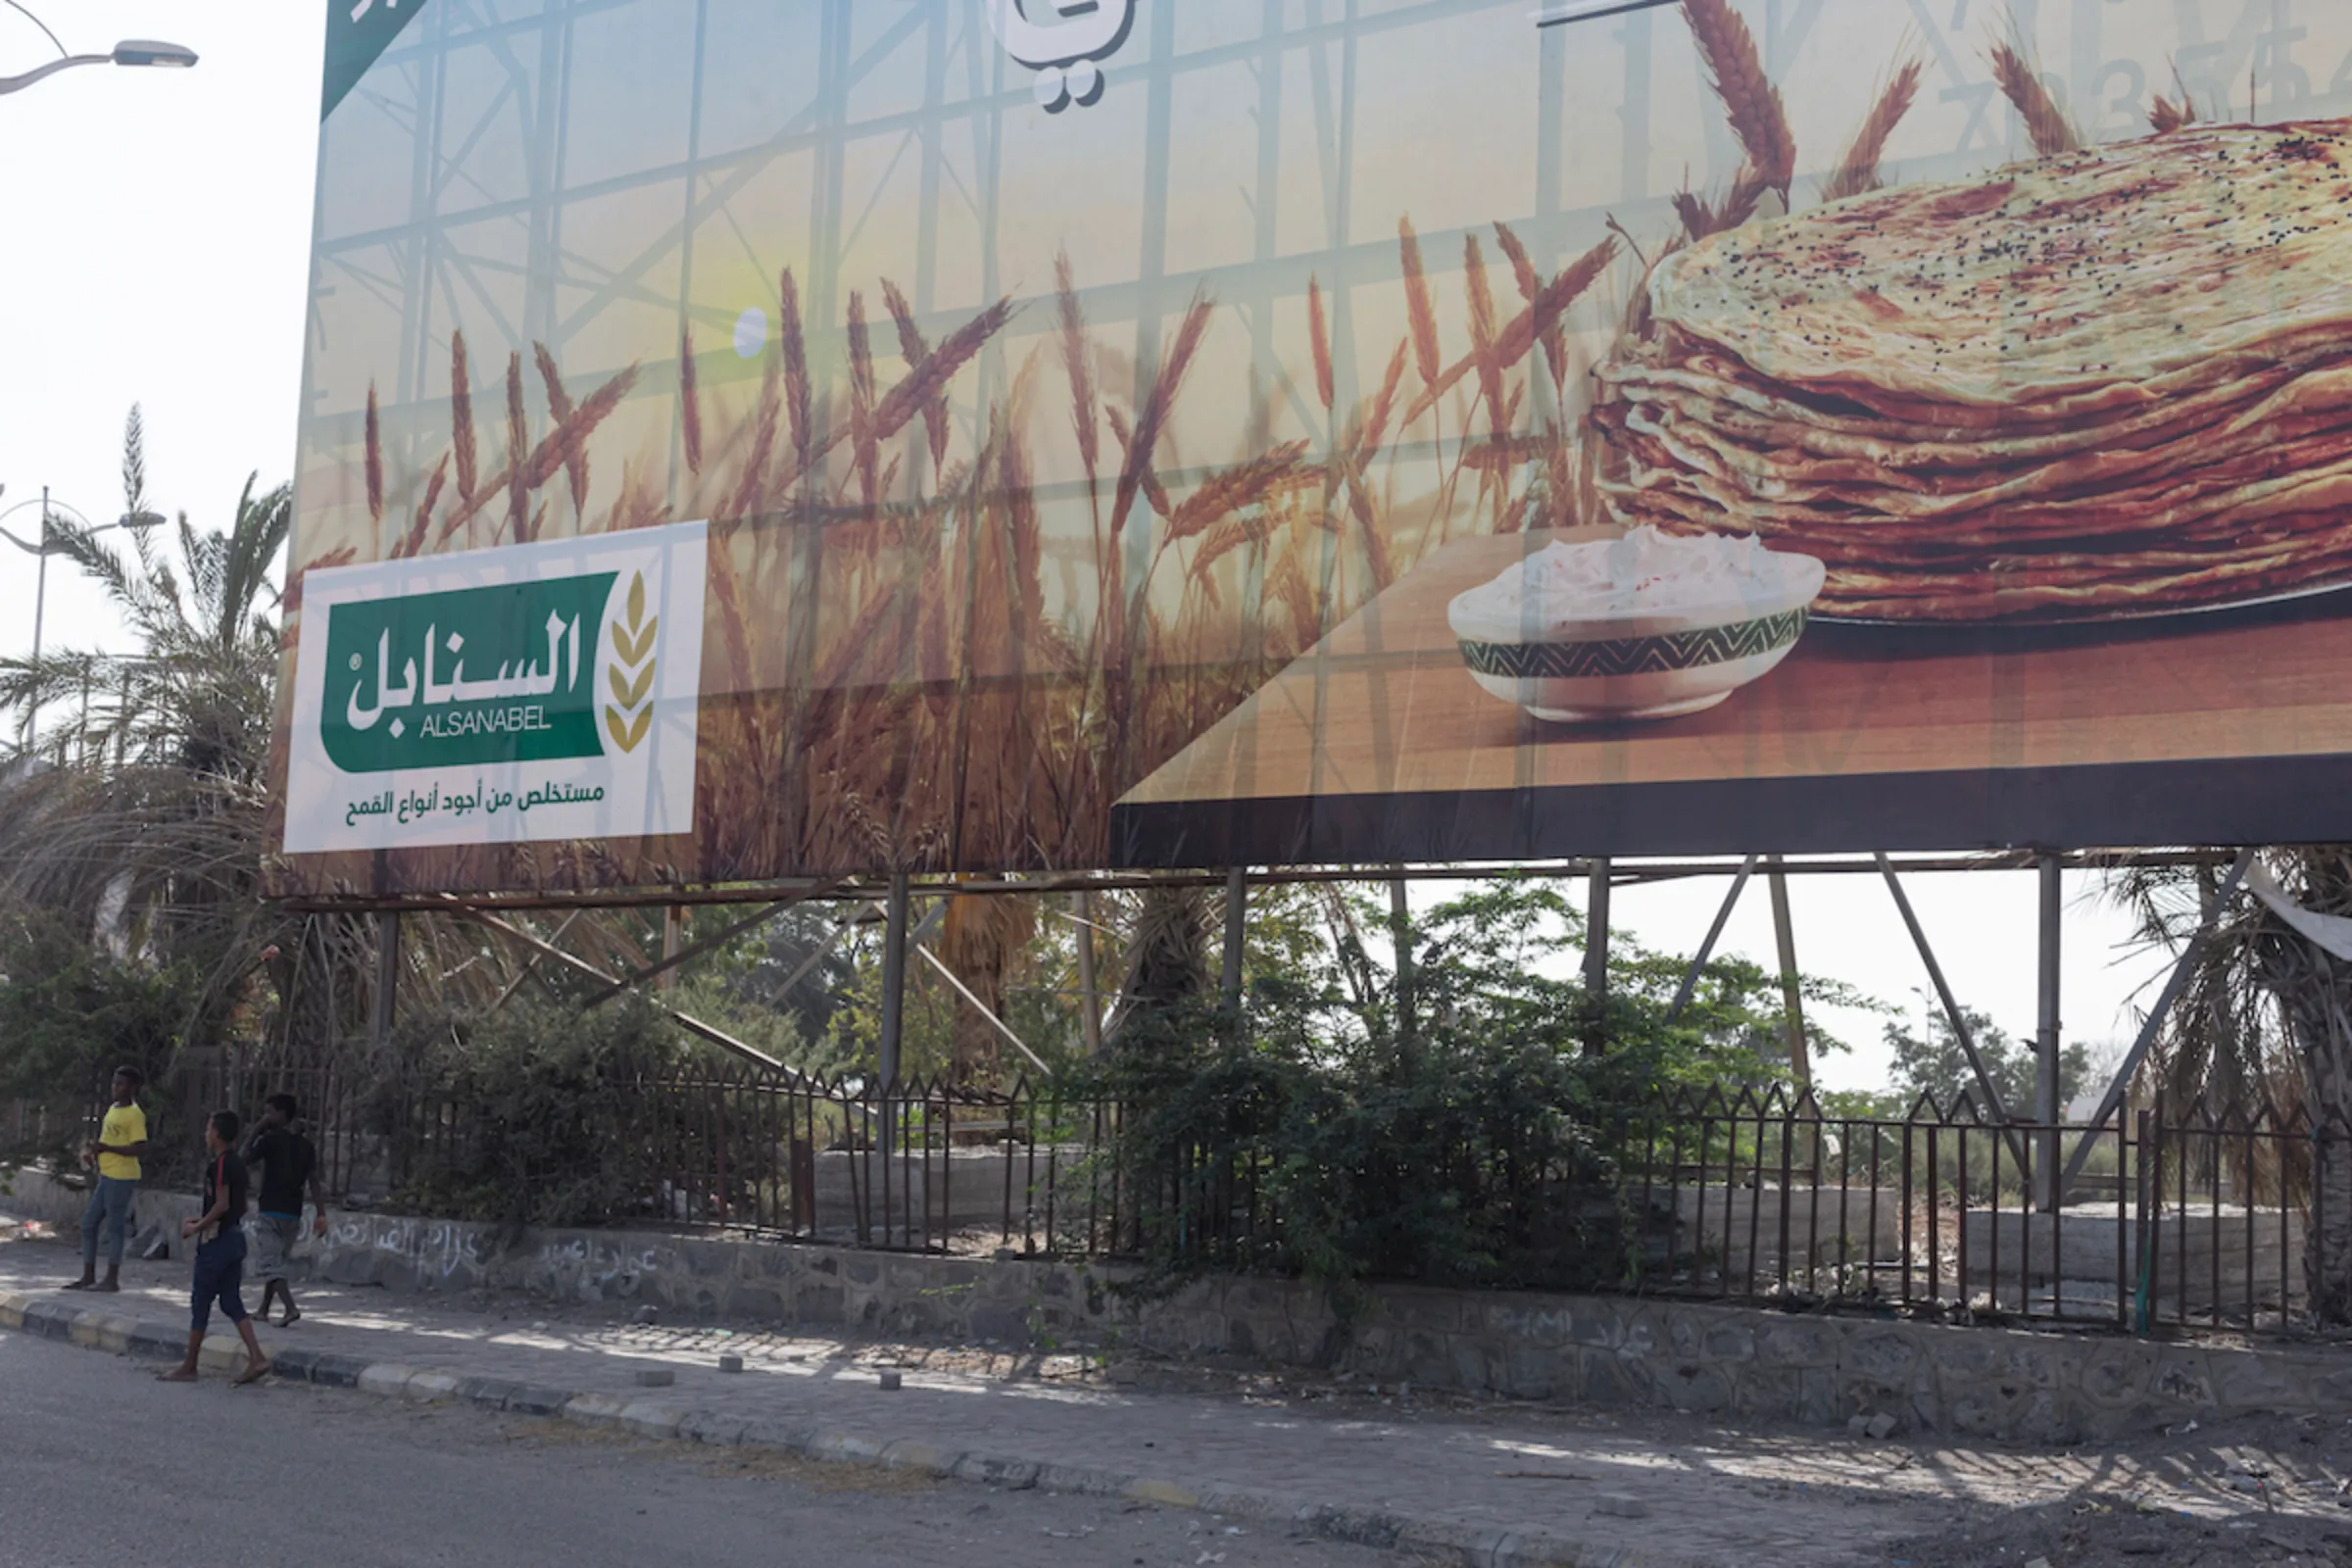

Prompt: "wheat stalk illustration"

[605,570,658,754]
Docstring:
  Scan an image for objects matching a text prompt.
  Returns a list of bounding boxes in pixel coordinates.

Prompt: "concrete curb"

[0,1288,1696,1568]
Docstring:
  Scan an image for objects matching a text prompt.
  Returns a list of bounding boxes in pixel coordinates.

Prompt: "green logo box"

[322,572,615,773]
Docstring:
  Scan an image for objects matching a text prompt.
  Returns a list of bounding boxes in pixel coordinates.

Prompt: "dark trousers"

[189,1229,249,1334]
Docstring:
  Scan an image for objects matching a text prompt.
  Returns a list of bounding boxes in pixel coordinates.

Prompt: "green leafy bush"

[0,910,198,1170]
[382,994,694,1228]
[1068,880,1860,1314]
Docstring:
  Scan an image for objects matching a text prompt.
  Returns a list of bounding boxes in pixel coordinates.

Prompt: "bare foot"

[94,1280,120,1293]
[280,1305,301,1327]
[157,1368,199,1383]
[232,1359,271,1387]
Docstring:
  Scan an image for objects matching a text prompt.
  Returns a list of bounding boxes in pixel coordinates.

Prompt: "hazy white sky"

[0,1,2176,1092]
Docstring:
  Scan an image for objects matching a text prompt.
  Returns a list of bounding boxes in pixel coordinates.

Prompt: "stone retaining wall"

[11,1165,2349,1443]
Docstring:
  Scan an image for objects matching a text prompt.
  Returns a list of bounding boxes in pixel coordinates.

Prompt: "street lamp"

[0,486,165,751]
[0,3,196,98]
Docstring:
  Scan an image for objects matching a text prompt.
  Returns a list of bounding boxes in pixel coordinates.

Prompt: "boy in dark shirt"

[242,1094,327,1325]
[159,1110,270,1385]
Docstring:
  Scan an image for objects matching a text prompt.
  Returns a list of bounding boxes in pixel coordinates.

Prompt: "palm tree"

[0,409,298,1057]
[2109,849,2352,1323]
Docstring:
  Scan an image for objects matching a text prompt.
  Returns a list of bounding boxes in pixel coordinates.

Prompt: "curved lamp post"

[0,487,165,749]
[0,2,196,97]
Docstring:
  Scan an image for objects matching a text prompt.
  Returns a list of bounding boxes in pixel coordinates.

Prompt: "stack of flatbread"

[1592,121,2352,620]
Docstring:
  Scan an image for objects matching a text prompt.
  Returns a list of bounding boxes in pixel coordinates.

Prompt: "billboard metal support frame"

[446,898,803,1080]
[1766,855,1810,1088]
[915,943,1051,1076]
[1584,857,1611,999]
[1666,853,1757,1021]
[1073,891,1103,1055]
[1223,867,1248,1013]
[369,911,400,1059]
[488,909,582,1014]
[577,878,848,1006]
[2060,847,2259,1197]
[284,850,2241,916]
[2035,852,2063,1211]
[877,872,912,1091]
[1875,853,2032,1169]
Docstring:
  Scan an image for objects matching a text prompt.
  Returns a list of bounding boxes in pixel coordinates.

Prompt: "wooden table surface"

[1119,529,2352,825]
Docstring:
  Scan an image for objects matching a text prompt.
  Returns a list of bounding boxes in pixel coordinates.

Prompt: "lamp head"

[111,39,197,69]
[118,510,166,531]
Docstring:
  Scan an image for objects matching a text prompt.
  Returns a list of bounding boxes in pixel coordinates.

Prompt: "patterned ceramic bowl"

[1447,546,1825,723]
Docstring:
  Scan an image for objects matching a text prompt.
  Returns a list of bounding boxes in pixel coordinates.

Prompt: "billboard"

[271,0,2352,899]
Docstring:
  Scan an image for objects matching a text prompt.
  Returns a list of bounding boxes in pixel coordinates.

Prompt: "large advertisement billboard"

[272,0,2352,899]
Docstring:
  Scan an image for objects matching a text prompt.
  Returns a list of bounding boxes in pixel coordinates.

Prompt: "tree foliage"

[1073,877,1875,1309]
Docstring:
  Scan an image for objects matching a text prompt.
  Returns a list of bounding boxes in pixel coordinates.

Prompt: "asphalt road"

[0,1330,1383,1568]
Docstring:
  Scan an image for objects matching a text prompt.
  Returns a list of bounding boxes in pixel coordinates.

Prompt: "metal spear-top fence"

[16,1062,2337,1338]
[1619,1085,2332,1335]
[348,1062,1129,1258]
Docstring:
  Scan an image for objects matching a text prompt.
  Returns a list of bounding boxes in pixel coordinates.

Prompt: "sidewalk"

[0,1224,2334,1568]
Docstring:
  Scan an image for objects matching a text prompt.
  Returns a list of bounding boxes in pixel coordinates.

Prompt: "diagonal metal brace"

[445,898,806,1081]
[915,944,1052,1075]
[578,878,846,1005]
[1667,854,1757,1021]
[1876,853,2031,1169]
[2059,846,2257,1196]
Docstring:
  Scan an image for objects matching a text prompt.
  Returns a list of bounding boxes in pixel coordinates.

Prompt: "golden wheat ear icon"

[604,571,658,753]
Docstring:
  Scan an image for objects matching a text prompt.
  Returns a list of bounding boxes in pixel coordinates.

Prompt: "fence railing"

[1621,1087,2326,1335]
[11,1063,2338,1337]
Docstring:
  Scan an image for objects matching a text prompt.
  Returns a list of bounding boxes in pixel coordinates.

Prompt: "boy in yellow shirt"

[66,1066,147,1294]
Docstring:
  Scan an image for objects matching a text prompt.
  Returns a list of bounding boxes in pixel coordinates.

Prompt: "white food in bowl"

[1447,527,1825,722]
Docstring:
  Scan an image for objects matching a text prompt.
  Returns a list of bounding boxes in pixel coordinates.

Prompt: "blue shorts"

[190,1229,249,1334]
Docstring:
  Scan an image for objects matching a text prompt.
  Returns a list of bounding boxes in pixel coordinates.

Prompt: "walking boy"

[66,1066,147,1293]
[158,1110,270,1386]
[242,1094,327,1325]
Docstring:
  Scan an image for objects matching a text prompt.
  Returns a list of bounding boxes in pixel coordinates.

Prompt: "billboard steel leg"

[1585,858,1612,999]
[370,911,400,1059]
[877,873,911,1091]
[1223,868,1248,1015]
[1767,855,1810,1088]
[1075,891,1102,1055]
[2060,847,2259,1196]
[2036,853,2063,1211]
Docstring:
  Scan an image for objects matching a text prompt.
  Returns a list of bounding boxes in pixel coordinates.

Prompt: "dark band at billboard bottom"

[1108,757,2352,864]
